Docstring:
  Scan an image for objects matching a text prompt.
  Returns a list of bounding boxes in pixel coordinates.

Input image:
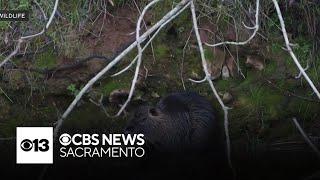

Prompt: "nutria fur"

[125,92,218,152]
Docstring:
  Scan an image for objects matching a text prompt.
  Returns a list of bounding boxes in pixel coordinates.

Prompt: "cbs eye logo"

[20,139,50,152]
[59,133,71,146]
[16,127,53,164]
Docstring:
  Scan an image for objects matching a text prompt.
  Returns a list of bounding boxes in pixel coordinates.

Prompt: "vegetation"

[0,0,319,162]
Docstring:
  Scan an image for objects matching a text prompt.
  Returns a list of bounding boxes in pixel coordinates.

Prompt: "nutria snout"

[125,92,218,152]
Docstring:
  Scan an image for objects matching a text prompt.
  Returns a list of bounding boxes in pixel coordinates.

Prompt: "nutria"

[124,92,218,152]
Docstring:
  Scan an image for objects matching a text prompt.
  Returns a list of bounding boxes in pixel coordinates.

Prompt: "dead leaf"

[225,56,237,77]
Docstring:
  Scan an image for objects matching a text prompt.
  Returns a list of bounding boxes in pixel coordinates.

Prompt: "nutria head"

[125,92,217,152]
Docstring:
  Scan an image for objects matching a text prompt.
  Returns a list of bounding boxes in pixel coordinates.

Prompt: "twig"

[181,29,193,90]
[205,0,260,47]
[295,59,310,79]
[190,0,234,175]
[111,1,192,77]
[133,0,157,63]
[0,39,22,68]
[0,0,59,68]
[189,77,206,83]
[33,0,48,21]
[116,0,162,116]
[45,0,59,29]
[55,0,192,138]
[292,117,320,159]
[0,86,13,103]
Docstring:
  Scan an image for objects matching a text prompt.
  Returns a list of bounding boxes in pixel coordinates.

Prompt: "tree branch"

[190,0,234,175]
[292,117,320,159]
[0,0,60,68]
[272,0,320,100]
[54,0,192,138]
[116,0,162,116]
[205,0,260,47]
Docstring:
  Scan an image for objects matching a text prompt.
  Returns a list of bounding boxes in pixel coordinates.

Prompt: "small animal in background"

[124,92,219,152]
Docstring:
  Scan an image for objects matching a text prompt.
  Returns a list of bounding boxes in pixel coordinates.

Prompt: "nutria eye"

[149,108,159,117]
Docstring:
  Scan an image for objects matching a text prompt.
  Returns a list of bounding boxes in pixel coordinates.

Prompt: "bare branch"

[21,29,46,40]
[0,0,60,68]
[190,1,234,175]
[292,117,320,159]
[55,0,192,138]
[0,39,22,68]
[189,77,206,83]
[117,0,162,116]
[205,0,260,47]
[111,1,191,78]
[46,0,59,29]
[272,0,320,100]
[34,0,48,21]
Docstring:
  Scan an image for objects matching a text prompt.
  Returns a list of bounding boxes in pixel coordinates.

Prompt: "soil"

[0,3,319,180]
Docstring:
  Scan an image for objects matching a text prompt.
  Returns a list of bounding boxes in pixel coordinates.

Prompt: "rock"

[222,92,233,104]
[246,55,264,71]
[221,65,230,80]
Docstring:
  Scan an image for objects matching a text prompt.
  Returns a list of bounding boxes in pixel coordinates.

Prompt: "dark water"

[0,94,319,180]
[1,121,319,180]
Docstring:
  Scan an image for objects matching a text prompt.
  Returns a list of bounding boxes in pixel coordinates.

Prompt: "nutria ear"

[149,108,160,117]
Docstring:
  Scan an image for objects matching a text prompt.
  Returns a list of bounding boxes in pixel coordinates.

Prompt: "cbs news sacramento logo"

[16,127,145,164]
[16,127,53,164]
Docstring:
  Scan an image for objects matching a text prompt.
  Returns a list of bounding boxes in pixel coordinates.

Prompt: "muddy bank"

[0,1,320,179]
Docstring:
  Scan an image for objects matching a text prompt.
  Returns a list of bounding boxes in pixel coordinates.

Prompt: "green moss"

[17,0,29,9]
[100,74,132,95]
[216,79,232,91]
[174,10,192,34]
[308,63,320,84]
[0,22,9,30]
[101,81,121,95]
[287,98,320,120]
[35,51,57,69]
[248,86,264,107]
[67,83,80,96]
[154,44,170,59]
[232,80,288,126]
[204,47,214,61]
[153,0,175,20]
[263,59,277,76]
[293,37,312,62]
[236,72,257,90]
